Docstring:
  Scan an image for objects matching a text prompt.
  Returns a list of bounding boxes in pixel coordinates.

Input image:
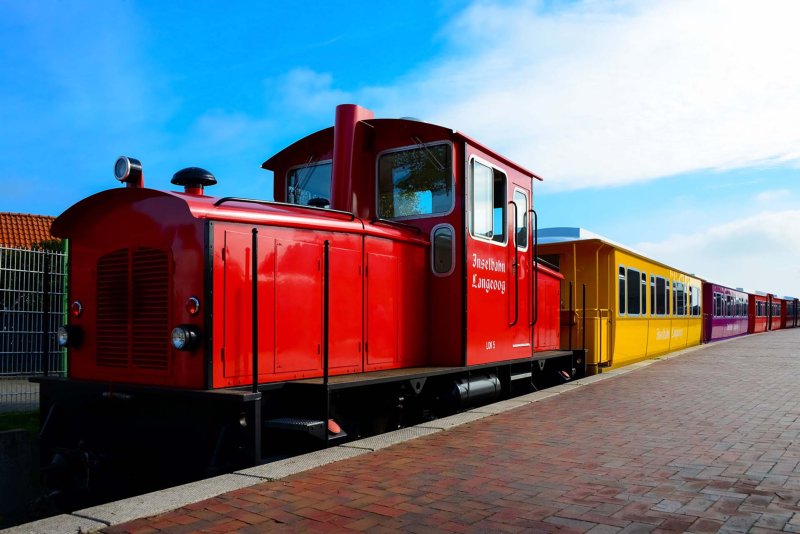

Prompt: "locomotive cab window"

[287,161,332,207]
[513,190,528,249]
[431,224,454,275]
[378,143,453,219]
[469,159,507,244]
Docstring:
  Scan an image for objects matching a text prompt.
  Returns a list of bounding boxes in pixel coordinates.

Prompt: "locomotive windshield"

[287,161,332,206]
[377,143,452,219]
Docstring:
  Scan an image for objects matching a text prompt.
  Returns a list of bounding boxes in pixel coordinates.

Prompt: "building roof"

[0,212,58,249]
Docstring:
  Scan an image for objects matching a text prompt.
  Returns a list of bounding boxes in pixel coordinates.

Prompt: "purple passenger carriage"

[702,282,749,342]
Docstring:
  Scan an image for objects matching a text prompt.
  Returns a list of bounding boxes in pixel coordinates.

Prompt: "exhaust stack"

[330,104,374,214]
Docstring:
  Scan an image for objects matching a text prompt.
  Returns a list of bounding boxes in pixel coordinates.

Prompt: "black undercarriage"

[33,349,585,510]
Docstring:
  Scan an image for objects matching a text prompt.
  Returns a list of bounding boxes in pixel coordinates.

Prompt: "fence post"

[42,252,50,377]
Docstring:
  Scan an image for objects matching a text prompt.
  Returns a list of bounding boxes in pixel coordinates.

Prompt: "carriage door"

[465,157,532,365]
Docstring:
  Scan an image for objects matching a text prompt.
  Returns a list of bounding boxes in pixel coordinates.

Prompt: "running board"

[264,417,348,441]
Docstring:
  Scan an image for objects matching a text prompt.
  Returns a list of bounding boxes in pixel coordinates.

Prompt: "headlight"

[57,325,82,348]
[114,156,142,183]
[171,325,200,351]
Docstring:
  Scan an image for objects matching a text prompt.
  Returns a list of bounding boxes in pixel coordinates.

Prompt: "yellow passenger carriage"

[538,228,702,374]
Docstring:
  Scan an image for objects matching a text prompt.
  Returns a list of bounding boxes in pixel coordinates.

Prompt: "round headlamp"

[57,325,83,348]
[171,325,200,351]
[114,156,143,183]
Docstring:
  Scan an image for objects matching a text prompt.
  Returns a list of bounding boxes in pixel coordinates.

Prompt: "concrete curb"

[2,340,719,533]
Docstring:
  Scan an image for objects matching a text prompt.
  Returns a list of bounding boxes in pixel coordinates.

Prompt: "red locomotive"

[38,105,582,493]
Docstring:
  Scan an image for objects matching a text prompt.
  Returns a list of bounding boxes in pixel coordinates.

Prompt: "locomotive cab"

[266,105,574,374]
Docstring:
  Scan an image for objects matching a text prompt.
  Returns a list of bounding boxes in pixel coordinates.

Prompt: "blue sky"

[1,0,799,296]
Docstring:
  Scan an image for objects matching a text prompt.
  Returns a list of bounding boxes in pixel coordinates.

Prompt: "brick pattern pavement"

[106,329,800,533]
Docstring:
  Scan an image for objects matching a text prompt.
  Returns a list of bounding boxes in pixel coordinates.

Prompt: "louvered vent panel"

[131,248,169,370]
[96,249,130,367]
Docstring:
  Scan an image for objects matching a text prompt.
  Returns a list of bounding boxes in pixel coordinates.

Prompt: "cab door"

[510,187,532,352]
[465,156,532,365]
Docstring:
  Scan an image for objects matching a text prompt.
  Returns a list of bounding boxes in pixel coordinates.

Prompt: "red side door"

[465,155,532,365]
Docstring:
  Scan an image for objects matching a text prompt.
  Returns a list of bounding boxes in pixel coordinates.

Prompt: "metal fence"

[0,246,67,412]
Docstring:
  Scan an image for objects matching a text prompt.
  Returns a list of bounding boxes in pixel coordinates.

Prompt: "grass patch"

[0,410,39,436]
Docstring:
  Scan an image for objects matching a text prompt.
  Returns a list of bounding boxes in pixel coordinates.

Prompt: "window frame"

[666,279,671,316]
[624,266,642,317]
[285,159,333,207]
[467,155,508,247]
[375,141,456,221]
[512,188,529,251]
[651,275,656,316]
[690,285,701,316]
[673,281,686,316]
[653,275,668,316]
[641,272,648,317]
[430,223,456,277]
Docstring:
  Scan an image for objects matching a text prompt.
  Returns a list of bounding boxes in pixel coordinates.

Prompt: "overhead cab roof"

[262,118,541,181]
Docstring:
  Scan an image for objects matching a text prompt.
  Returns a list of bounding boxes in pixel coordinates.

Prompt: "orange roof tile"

[0,212,59,249]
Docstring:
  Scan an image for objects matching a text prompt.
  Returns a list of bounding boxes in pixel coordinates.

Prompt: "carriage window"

[714,293,721,317]
[470,159,506,243]
[287,162,332,206]
[650,276,655,315]
[674,282,686,316]
[655,276,667,315]
[641,272,647,316]
[666,280,671,315]
[378,144,452,219]
[627,267,641,316]
[690,286,701,316]
[513,190,528,249]
[619,266,626,315]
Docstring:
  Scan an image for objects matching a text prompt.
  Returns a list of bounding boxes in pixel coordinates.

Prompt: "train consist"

[538,228,798,373]
[37,104,797,497]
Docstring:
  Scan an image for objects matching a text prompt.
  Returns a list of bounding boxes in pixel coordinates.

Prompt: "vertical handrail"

[768,294,772,331]
[251,229,258,394]
[42,252,50,377]
[323,241,331,445]
[531,209,539,326]
[582,284,587,353]
[508,201,519,327]
[568,281,573,351]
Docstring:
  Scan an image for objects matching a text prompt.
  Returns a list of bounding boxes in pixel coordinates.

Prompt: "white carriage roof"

[537,227,626,248]
[536,227,702,280]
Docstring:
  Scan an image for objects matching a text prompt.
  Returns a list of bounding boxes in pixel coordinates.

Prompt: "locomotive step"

[264,417,348,441]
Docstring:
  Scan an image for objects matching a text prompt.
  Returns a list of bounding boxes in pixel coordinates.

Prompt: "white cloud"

[276,68,352,118]
[635,210,800,297]
[184,110,277,157]
[755,188,792,205]
[351,0,800,190]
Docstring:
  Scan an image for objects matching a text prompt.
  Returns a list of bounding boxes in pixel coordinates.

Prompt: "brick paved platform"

[20,329,800,533]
